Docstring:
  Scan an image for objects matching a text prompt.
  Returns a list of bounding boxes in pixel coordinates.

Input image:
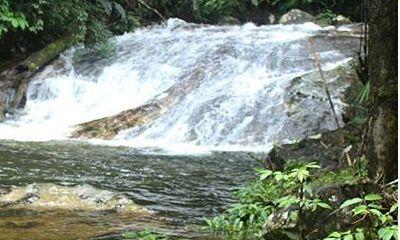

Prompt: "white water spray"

[0,19,359,152]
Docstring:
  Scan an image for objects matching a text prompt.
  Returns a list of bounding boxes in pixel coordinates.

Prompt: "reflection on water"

[0,140,261,239]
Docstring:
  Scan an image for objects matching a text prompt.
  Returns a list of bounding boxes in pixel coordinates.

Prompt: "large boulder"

[268,58,362,147]
[264,126,362,170]
[278,9,315,24]
[0,183,148,213]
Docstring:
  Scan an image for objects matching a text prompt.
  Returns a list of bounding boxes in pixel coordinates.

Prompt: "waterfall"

[0,19,360,152]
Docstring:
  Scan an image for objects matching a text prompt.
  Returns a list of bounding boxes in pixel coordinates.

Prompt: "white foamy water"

[0,19,359,152]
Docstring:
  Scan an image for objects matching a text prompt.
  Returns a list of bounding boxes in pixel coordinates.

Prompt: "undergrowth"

[204,160,398,240]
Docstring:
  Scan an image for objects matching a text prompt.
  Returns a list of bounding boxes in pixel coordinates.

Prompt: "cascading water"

[0,19,359,152]
[0,19,363,239]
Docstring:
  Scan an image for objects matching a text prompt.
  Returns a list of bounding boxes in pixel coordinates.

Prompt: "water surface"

[0,140,260,239]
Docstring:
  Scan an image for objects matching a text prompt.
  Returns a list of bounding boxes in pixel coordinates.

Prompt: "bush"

[204,162,332,238]
[205,161,398,240]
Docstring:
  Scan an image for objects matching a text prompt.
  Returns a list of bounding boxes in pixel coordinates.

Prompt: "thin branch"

[137,0,167,23]
[308,37,342,131]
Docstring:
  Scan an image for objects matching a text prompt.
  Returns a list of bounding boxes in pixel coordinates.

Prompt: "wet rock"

[218,16,241,25]
[265,126,360,169]
[333,15,352,26]
[268,14,276,24]
[278,9,315,24]
[263,206,342,240]
[272,59,362,146]
[0,35,77,115]
[0,183,148,213]
[314,182,380,206]
[71,67,205,139]
[70,102,165,140]
[0,91,5,120]
[265,61,364,161]
[166,18,201,31]
[263,209,301,240]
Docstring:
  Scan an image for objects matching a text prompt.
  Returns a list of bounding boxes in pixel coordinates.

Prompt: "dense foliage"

[205,161,398,239]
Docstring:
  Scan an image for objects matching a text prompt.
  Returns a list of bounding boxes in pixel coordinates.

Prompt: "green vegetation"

[325,189,398,240]
[0,0,360,63]
[0,0,141,61]
[205,161,398,239]
[356,80,371,104]
[205,162,333,238]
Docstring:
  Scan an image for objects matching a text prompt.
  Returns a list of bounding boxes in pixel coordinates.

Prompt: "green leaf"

[97,0,112,15]
[258,169,273,181]
[114,2,126,19]
[369,208,383,217]
[316,202,332,209]
[368,203,383,209]
[274,172,284,181]
[393,226,398,240]
[340,198,363,208]
[364,194,382,201]
[356,80,371,104]
[306,162,321,169]
[10,18,19,28]
[352,205,368,216]
[251,0,259,6]
[355,232,365,240]
[249,213,255,224]
[344,234,354,240]
[327,232,341,238]
[389,203,398,213]
[378,227,394,240]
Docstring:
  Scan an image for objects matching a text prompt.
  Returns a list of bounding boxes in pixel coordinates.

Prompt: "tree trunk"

[0,34,77,119]
[367,0,398,181]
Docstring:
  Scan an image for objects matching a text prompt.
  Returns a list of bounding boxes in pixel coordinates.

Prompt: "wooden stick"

[308,37,341,130]
[137,0,167,23]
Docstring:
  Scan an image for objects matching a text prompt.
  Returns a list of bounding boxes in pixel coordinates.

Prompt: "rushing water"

[0,19,360,239]
[0,19,359,152]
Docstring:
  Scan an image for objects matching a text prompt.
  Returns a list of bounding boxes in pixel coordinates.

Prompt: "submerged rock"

[278,9,315,24]
[0,183,148,213]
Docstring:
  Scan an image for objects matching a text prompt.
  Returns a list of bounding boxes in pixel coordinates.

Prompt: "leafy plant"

[194,0,246,22]
[205,162,331,238]
[324,192,398,240]
[325,228,367,240]
[315,9,337,26]
[356,80,371,104]
[0,0,30,37]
